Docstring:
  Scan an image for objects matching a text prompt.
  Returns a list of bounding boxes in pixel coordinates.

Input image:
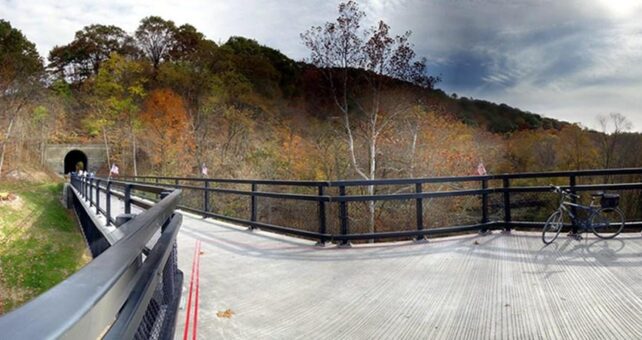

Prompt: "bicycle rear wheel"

[591,208,624,239]
[542,210,563,245]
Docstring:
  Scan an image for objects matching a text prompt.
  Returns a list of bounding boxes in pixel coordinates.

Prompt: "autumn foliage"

[0,7,640,183]
[2,6,642,238]
[139,89,195,175]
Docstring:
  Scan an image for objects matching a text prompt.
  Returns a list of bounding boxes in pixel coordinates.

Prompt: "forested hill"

[238,36,569,133]
[49,28,563,134]
[2,7,637,181]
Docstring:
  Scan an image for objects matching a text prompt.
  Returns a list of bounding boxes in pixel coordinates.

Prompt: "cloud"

[0,0,336,59]
[2,0,642,130]
[364,0,642,130]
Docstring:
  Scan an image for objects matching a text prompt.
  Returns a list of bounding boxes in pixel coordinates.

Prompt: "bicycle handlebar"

[549,184,579,199]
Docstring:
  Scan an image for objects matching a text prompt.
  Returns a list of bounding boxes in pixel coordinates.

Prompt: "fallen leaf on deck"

[217,309,234,318]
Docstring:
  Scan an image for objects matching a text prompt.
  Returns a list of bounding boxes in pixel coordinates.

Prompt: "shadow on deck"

[176,213,642,339]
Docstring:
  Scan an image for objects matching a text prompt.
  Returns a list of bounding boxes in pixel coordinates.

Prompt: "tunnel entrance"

[64,150,88,174]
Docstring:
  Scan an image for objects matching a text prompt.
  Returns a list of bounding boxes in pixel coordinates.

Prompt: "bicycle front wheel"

[591,207,625,239]
[542,210,563,245]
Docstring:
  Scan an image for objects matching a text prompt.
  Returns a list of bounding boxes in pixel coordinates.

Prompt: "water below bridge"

[87,190,642,339]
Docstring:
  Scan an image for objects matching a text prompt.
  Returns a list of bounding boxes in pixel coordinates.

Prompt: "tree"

[135,16,177,70]
[222,36,297,98]
[48,24,136,82]
[301,1,438,234]
[556,124,597,170]
[157,27,219,170]
[597,113,632,169]
[92,53,148,175]
[0,20,44,176]
[138,89,195,175]
[169,24,212,61]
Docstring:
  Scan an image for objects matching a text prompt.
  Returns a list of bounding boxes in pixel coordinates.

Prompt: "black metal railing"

[122,168,642,246]
[0,175,183,340]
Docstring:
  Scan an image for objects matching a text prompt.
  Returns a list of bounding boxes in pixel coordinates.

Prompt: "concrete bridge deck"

[175,212,642,339]
[81,189,642,339]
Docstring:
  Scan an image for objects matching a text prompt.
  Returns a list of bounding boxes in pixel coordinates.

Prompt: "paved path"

[79,188,642,339]
[174,212,642,339]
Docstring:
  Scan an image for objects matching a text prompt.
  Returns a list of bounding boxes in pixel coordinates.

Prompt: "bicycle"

[542,185,625,244]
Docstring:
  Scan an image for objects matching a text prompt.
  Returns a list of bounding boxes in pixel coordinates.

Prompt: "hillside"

[1,6,639,182]
[0,181,91,313]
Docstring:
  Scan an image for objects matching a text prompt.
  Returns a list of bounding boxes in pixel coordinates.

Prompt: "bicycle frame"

[560,202,594,229]
[557,192,600,232]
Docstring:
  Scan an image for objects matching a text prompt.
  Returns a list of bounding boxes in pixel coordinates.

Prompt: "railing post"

[339,185,351,247]
[570,175,578,234]
[316,185,327,246]
[249,183,257,230]
[174,179,179,188]
[88,178,93,206]
[156,177,160,200]
[106,181,111,226]
[481,179,489,233]
[415,183,425,241]
[124,184,132,214]
[95,179,100,214]
[160,191,171,232]
[503,177,511,232]
[203,180,210,213]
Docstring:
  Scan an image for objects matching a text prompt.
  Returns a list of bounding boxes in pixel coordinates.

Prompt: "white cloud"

[0,0,337,59]
[2,0,642,131]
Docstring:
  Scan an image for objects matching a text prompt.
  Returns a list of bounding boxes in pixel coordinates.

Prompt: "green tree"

[135,16,177,70]
[91,53,148,175]
[0,20,44,176]
[48,24,136,82]
[157,26,219,169]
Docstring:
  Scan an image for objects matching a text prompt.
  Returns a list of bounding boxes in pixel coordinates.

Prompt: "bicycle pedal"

[567,233,582,240]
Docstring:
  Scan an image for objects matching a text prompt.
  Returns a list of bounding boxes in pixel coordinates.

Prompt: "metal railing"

[122,168,642,246]
[0,175,183,339]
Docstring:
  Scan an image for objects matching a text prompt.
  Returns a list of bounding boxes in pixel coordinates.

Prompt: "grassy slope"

[0,182,90,314]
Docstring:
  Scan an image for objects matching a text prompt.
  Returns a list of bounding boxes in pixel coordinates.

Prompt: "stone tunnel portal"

[64,150,88,174]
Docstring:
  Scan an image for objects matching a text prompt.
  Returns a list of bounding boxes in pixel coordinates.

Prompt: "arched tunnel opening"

[64,150,88,174]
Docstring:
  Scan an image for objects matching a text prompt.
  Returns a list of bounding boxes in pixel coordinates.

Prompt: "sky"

[2,0,642,131]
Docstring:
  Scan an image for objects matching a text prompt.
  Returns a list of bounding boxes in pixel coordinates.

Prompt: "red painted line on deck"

[183,240,199,340]
[193,240,202,340]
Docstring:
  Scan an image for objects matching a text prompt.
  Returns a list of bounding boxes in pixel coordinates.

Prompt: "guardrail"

[122,168,642,246]
[0,175,183,339]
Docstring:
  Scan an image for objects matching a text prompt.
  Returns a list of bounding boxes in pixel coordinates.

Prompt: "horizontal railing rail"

[121,168,642,246]
[0,175,183,339]
[125,167,642,186]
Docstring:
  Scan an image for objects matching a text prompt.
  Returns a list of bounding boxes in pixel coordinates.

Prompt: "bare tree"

[597,113,632,169]
[301,1,438,234]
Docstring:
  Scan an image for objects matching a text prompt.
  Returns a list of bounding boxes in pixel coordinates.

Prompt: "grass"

[0,181,91,314]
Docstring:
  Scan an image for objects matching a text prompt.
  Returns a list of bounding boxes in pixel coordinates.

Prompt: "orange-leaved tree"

[138,88,195,175]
